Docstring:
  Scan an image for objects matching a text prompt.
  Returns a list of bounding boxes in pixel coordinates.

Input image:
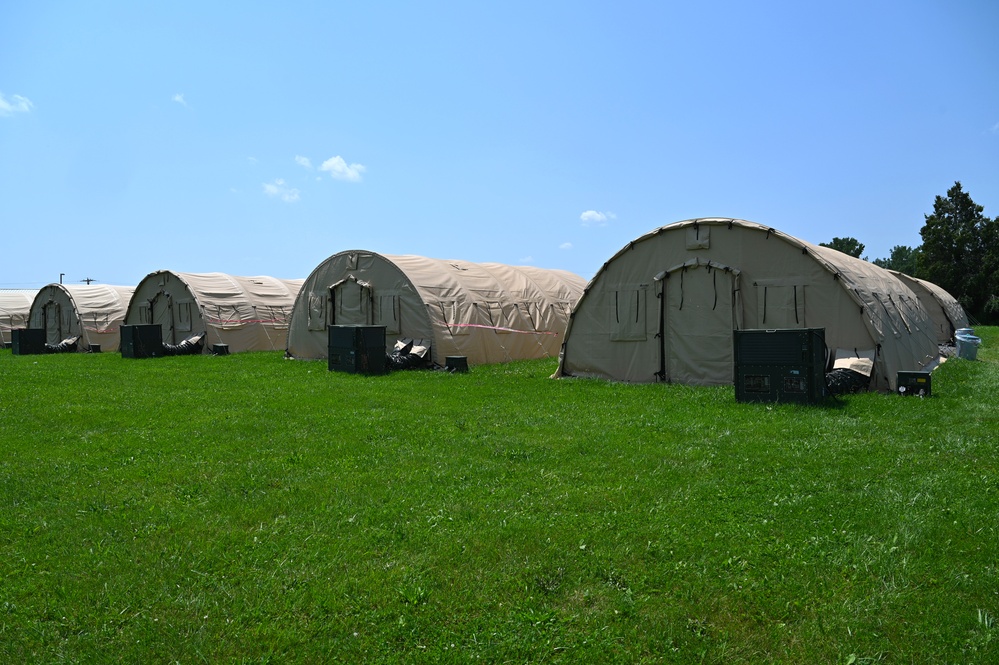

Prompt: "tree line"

[819,182,999,325]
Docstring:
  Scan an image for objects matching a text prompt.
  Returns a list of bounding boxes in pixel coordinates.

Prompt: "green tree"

[819,236,866,259]
[918,181,999,323]
[982,215,999,321]
[873,245,920,276]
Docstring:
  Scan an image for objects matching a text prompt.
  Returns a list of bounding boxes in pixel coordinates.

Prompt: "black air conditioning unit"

[120,324,163,359]
[11,328,47,356]
[734,328,827,404]
[328,325,387,375]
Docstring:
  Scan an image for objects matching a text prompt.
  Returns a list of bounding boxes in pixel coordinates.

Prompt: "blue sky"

[2,1,997,288]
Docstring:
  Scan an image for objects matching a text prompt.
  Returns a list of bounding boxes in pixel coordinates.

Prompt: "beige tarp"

[28,284,135,351]
[889,271,969,344]
[1,289,38,346]
[124,271,304,353]
[555,218,942,392]
[286,251,587,366]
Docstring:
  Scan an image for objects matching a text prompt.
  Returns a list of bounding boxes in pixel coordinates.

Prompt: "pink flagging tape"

[449,323,559,335]
[201,318,288,325]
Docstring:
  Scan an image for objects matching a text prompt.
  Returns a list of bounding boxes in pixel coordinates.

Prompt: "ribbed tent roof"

[124,271,304,353]
[29,283,135,351]
[889,271,969,344]
[0,289,37,346]
[556,218,942,391]
[287,250,587,366]
[386,255,584,315]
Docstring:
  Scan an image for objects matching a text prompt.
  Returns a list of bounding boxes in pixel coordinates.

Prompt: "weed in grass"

[397,582,430,608]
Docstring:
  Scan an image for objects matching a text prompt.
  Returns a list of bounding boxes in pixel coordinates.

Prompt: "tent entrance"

[43,302,62,345]
[147,292,176,343]
[657,260,742,385]
[331,276,373,326]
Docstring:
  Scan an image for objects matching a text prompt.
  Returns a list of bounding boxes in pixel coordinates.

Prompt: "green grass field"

[2,329,996,663]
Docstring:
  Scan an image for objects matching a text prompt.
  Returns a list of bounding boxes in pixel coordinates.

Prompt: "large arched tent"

[1,289,37,347]
[123,271,304,353]
[555,218,942,392]
[889,271,968,344]
[28,283,135,351]
[286,251,587,366]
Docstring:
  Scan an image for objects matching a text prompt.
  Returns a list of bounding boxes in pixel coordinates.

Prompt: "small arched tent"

[555,218,942,392]
[286,251,587,366]
[1,289,38,347]
[889,271,968,344]
[28,284,135,351]
[123,271,304,353]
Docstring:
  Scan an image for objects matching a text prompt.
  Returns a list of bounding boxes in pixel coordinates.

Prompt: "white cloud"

[172,93,188,107]
[262,178,300,203]
[247,157,258,165]
[295,155,313,169]
[580,210,616,227]
[559,242,573,250]
[992,121,999,133]
[520,255,534,264]
[320,155,366,182]
[0,93,33,116]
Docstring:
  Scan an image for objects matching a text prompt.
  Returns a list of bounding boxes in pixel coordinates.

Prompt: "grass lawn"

[1,328,996,663]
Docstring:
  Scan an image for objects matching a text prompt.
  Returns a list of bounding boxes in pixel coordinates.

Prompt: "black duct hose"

[45,336,80,354]
[387,351,429,370]
[162,332,206,356]
[386,340,421,370]
[825,368,871,395]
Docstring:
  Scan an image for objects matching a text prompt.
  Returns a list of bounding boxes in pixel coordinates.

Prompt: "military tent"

[28,283,135,352]
[555,218,942,392]
[889,271,968,344]
[1,289,37,347]
[286,251,587,366]
[123,271,304,353]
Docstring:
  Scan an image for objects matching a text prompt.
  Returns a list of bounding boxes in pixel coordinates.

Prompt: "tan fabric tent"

[1,289,38,347]
[889,271,969,344]
[124,271,304,353]
[286,251,587,366]
[555,218,942,392]
[28,284,135,351]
